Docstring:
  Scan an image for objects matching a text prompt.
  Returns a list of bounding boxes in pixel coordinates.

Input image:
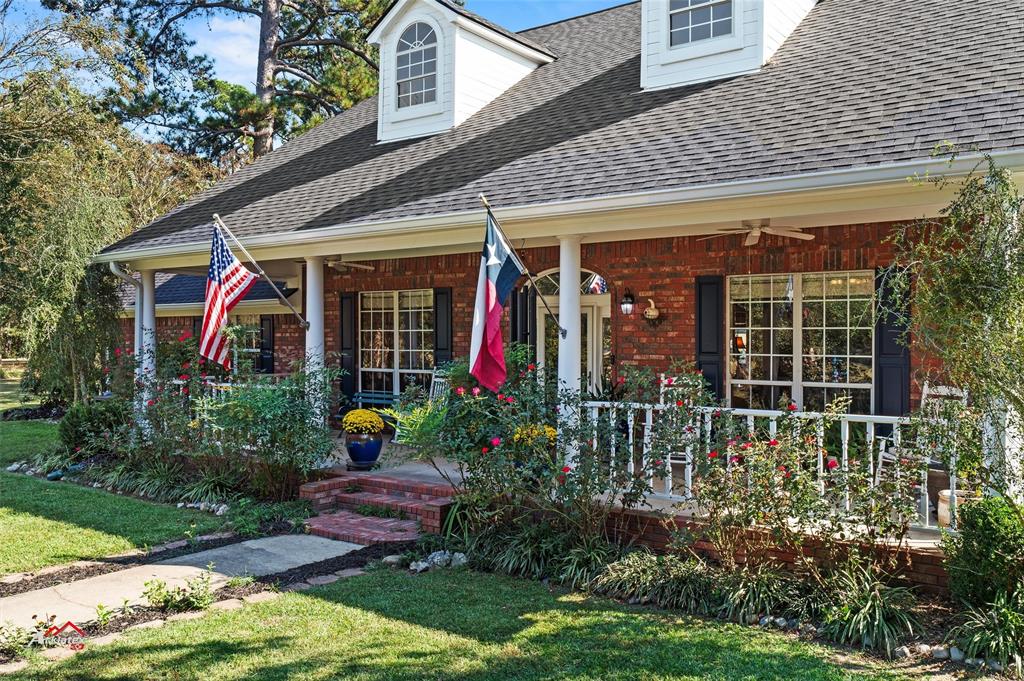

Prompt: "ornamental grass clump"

[950,590,1024,676]
[591,550,720,615]
[342,408,385,434]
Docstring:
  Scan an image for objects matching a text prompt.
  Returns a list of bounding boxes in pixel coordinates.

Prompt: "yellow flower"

[513,424,557,446]
[342,409,385,434]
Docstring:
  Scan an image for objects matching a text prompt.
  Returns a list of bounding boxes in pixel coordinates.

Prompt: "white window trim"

[661,0,744,66]
[390,19,445,123]
[725,271,876,413]
[358,289,435,396]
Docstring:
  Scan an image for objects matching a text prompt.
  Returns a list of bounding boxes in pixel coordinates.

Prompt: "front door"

[537,302,612,395]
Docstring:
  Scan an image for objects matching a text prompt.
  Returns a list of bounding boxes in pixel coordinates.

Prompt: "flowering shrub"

[342,409,385,434]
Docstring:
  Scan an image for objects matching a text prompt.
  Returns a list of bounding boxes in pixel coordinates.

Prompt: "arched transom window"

[396,22,437,109]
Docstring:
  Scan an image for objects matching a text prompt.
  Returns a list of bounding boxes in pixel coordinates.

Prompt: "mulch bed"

[1,405,64,421]
[255,541,416,588]
[0,535,244,599]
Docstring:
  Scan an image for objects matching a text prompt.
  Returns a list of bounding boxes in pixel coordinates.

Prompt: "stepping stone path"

[301,471,455,543]
[0,535,361,629]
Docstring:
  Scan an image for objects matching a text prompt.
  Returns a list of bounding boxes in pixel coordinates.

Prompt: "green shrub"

[557,535,619,590]
[0,621,32,660]
[950,590,1024,676]
[591,551,720,615]
[227,498,313,538]
[58,398,130,455]
[943,496,1024,607]
[719,566,799,624]
[477,521,568,581]
[143,568,215,612]
[820,561,918,657]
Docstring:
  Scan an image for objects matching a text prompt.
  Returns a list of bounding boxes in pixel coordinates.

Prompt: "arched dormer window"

[396,22,437,109]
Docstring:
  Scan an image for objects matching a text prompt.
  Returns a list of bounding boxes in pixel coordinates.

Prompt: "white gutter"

[109,262,143,358]
[93,149,1024,263]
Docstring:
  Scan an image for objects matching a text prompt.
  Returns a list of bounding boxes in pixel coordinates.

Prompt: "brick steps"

[300,471,455,540]
[306,509,422,544]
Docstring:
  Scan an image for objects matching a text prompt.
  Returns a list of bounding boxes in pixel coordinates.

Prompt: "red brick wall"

[127,221,928,400]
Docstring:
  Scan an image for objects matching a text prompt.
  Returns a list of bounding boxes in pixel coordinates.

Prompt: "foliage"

[342,408,384,434]
[143,567,215,612]
[45,0,385,162]
[885,153,1024,505]
[591,550,721,616]
[0,621,31,660]
[719,567,800,624]
[58,398,131,457]
[820,559,919,657]
[943,496,1024,607]
[226,498,313,538]
[950,590,1024,676]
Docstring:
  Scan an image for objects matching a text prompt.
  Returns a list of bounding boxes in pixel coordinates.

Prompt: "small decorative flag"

[200,225,258,369]
[469,213,526,391]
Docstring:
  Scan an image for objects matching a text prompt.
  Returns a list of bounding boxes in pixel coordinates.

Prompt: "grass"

[13,569,908,680]
[0,474,225,574]
[0,375,224,574]
[0,373,58,467]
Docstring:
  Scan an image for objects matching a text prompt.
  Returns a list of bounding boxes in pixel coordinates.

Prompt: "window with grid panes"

[669,0,733,47]
[727,271,875,414]
[359,290,434,395]
[396,23,437,109]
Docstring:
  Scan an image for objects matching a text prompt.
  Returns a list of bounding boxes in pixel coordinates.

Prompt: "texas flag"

[469,212,526,391]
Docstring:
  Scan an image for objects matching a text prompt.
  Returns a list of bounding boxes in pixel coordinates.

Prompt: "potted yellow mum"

[341,409,386,470]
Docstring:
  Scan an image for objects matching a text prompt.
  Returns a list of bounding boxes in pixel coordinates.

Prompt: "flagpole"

[477,194,566,339]
[212,214,310,330]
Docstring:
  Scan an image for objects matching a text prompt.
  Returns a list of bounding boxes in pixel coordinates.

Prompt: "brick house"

[102,0,1024,421]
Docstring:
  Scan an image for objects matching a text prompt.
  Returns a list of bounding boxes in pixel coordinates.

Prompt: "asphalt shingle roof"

[119,273,293,308]
[103,0,1024,256]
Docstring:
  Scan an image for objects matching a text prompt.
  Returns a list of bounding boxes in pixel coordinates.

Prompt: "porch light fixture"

[620,289,635,316]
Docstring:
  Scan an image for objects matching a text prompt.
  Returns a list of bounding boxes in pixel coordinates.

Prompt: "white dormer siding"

[640,0,815,91]
[368,0,553,143]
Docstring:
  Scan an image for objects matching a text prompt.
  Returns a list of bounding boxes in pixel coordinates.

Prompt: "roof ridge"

[518,0,639,34]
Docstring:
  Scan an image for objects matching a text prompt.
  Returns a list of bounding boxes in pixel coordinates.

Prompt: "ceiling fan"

[697,219,814,247]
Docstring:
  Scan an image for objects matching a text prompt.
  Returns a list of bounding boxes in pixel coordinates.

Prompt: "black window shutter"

[695,276,725,400]
[339,292,358,398]
[192,316,203,339]
[874,270,910,416]
[433,287,453,366]
[257,315,274,374]
[509,285,537,359]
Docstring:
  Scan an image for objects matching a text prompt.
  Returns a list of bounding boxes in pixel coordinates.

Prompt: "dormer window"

[396,22,438,109]
[669,0,733,47]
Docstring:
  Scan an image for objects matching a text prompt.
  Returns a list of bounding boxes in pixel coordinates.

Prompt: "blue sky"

[183,1,625,90]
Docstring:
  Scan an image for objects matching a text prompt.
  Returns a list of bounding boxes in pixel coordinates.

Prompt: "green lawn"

[0,372,59,467]
[0,375,224,574]
[14,569,906,681]
[0,473,225,574]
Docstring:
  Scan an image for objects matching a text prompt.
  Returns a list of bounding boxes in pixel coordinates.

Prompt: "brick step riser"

[332,498,446,533]
[343,484,451,502]
[322,473,455,499]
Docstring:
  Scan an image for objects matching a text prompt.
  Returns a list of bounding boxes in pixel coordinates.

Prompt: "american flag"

[200,225,258,369]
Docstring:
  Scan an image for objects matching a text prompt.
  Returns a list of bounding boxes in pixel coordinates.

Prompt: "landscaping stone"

[893,646,911,659]
[177,502,185,508]
[758,616,772,627]
[128,619,165,630]
[0,660,28,675]
[242,591,280,604]
[195,532,235,542]
[215,504,229,516]
[786,619,800,630]
[0,574,24,584]
[409,560,430,573]
[931,645,950,660]
[89,632,123,646]
[283,581,312,592]
[987,659,1004,672]
[773,617,787,628]
[5,462,22,472]
[162,540,188,550]
[949,646,965,662]
[799,624,817,636]
[211,598,243,611]
[41,646,76,661]
[915,643,931,656]
[382,554,403,567]
[426,551,452,568]
[334,568,365,579]
[167,611,206,622]
[306,574,339,586]
[450,552,468,568]
[965,658,983,669]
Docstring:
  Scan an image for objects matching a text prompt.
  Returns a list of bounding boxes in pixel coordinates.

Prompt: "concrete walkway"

[0,535,361,629]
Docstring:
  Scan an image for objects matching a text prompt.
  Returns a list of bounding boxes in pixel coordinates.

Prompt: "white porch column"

[557,235,582,393]
[557,236,582,464]
[304,256,326,372]
[140,269,157,383]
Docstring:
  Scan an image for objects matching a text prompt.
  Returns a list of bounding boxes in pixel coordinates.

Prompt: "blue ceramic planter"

[346,432,383,470]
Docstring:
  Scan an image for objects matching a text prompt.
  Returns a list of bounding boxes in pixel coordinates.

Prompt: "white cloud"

[189,15,261,90]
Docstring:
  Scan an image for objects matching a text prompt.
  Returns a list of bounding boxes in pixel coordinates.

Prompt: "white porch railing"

[580,400,959,531]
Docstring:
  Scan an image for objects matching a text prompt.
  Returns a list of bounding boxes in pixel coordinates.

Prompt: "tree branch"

[274,62,321,87]
[150,1,262,48]
[273,87,338,114]
[275,38,377,72]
